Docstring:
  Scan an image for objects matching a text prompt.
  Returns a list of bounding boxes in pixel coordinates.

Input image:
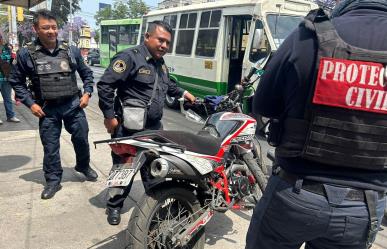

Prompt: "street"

[0,65,386,249]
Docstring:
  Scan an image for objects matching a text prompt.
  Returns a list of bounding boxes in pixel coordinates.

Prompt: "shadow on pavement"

[205,212,237,245]
[0,155,31,172]
[87,229,129,249]
[19,167,90,186]
[89,179,142,212]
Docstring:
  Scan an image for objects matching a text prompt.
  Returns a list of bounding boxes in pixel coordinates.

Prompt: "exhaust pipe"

[150,158,169,178]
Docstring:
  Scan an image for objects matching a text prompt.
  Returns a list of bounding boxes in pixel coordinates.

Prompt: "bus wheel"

[165,94,179,109]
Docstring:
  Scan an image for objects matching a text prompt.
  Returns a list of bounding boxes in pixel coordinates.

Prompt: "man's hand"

[104,118,119,134]
[184,91,196,103]
[79,93,90,108]
[30,103,45,118]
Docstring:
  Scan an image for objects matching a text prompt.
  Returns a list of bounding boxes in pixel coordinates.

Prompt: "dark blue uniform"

[9,39,94,187]
[247,3,387,249]
[97,44,185,209]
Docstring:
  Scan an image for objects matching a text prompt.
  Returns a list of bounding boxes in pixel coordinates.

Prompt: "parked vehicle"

[139,0,317,130]
[100,18,141,68]
[87,49,100,66]
[94,79,267,248]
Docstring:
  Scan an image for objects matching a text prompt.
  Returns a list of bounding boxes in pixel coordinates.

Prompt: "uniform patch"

[138,68,151,75]
[113,59,126,73]
[12,59,17,65]
[60,60,69,71]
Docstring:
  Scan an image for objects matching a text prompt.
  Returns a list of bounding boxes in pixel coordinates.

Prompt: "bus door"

[226,15,251,93]
[108,27,118,60]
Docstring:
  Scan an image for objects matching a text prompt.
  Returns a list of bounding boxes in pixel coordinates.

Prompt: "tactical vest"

[27,42,78,101]
[276,9,387,171]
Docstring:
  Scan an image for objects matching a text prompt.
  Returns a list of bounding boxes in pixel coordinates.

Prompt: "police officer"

[246,1,387,249]
[9,10,98,200]
[97,20,195,225]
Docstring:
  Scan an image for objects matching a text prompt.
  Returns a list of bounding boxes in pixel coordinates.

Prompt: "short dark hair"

[147,20,172,35]
[33,9,57,26]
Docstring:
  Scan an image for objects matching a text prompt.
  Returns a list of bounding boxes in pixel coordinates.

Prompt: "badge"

[113,59,126,73]
[12,59,17,65]
[138,67,151,75]
[162,64,167,74]
[60,60,69,71]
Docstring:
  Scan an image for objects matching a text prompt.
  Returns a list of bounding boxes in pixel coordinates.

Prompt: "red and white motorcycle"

[95,91,266,249]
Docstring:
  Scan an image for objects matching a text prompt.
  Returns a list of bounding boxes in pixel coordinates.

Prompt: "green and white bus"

[140,0,317,124]
[100,18,142,67]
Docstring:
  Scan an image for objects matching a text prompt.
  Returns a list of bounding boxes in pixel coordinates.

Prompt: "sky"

[77,0,158,30]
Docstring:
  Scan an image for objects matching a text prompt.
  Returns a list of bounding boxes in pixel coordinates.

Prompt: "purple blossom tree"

[58,16,87,45]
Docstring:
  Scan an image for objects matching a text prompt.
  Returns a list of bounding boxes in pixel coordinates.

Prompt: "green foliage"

[51,0,81,28]
[94,0,149,25]
[94,29,100,44]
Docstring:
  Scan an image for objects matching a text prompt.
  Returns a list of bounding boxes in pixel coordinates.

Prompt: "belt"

[277,170,384,202]
[44,95,77,105]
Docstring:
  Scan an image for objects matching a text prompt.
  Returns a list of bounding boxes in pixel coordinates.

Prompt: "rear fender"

[141,177,197,195]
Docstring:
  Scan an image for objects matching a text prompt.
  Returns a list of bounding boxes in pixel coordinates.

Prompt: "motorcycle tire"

[127,187,205,249]
[242,152,267,193]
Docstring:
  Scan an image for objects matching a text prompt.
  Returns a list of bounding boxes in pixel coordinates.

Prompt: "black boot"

[106,207,121,225]
[75,166,98,181]
[41,184,62,199]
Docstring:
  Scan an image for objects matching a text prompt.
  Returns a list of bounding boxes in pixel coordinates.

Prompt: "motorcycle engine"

[229,173,251,198]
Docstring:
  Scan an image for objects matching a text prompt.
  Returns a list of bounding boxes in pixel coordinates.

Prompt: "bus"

[100,18,142,67]
[140,0,318,127]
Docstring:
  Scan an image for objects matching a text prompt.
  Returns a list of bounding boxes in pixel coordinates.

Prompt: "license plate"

[106,169,135,187]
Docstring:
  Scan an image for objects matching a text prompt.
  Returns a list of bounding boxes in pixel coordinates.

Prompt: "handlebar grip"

[245,67,257,82]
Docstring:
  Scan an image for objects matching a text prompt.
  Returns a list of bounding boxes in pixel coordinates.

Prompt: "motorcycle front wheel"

[127,187,205,249]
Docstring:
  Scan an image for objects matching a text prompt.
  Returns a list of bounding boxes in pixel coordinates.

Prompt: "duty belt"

[277,169,385,248]
[277,170,384,201]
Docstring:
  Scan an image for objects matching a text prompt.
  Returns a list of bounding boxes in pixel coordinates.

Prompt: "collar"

[138,44,165,64]
[34,39,64,52]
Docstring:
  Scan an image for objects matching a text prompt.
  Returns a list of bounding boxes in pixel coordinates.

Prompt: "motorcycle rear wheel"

[127,187,205,249]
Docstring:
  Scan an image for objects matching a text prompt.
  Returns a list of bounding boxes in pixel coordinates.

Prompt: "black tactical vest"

[276,9,387,171]
[28,42,78,100]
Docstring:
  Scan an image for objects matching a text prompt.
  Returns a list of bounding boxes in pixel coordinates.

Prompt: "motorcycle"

[94,98,267,249]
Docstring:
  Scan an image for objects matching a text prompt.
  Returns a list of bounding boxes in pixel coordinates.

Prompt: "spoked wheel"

[127,187,205,249]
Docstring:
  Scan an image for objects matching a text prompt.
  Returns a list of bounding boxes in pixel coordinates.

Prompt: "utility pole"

[69,0,73,45]
[9,6,18,50]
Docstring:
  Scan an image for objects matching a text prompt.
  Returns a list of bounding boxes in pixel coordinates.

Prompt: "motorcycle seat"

[136,130,223,156]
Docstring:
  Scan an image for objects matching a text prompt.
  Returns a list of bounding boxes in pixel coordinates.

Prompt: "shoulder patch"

[12,58,17,65]
[112,59,126,73]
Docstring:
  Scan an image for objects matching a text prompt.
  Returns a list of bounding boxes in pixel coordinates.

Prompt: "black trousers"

[107,120,162,209]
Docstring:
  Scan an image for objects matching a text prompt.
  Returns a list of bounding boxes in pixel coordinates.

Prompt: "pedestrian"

[246,1,387,249]
[9,10,98,200]
[0,33,20,124]
[97,20,195,225]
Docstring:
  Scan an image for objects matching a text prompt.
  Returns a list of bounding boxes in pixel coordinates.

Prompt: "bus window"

[101,25,109,44]
[163,15,177,53]
[176,13,197,55]
[195,10,221,57]
[119,25,130,45]
[249,20,270,63]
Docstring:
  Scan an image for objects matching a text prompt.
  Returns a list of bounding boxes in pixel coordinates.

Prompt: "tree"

[93,29,100,45]
[113,1,130,19]
[94,0,149,25]
[127,0,149,18]
[51,0,81,28]
[94,5,113,26]
[59,16,87,44]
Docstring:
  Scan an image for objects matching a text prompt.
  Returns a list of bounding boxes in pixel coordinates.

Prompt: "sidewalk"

[0,96,386,249]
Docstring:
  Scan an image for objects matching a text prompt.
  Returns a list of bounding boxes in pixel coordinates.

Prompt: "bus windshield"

[266,14,304,48]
